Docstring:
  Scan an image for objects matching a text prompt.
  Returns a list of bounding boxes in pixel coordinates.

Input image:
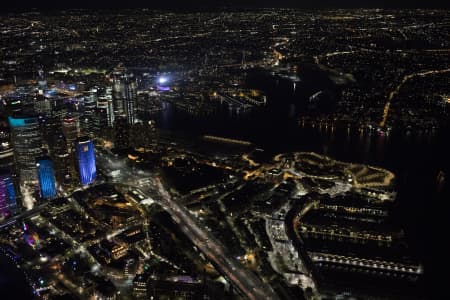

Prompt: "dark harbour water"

[0,251,33,299]
[152,67,448,297]
[1,66,445,298]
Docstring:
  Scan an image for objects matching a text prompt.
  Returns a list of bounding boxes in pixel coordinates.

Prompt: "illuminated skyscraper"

[76,137,96,186]
[34,96,52,116]
[87,87,99,105]
[97,98,114,127]
[94,107,110,140]
[41,116,60,145]
[81,88,98,138]
[62,115,79,151]
[50,97,68,120]
[112,70,137,125]
[112,70,125,115]
[94,95,114,139]
[0,173,17,219]
[62,115,80,180]
[113,115,130,151]
[8,115,43,184]
[123,74,137,125]
[43,116,71,186]
[0,119,18,216]
[36,157,57,199]
[0,119,15,172]
[53,137,71,185]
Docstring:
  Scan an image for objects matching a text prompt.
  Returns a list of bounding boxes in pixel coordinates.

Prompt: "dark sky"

[1,0,449,11]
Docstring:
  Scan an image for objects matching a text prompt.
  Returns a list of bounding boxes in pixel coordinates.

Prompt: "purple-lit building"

[0,173,17,219]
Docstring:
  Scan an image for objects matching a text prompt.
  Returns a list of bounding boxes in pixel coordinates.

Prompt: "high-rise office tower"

[8,115,43,184]
[113,115,130,151]
[112,70,125,115]
[0,173,17,219]
[0,119,18,216]
[112,70,137,125]
[76,137,96,186]
[123,74,137,125]
[94,106,110,139]
[105,87,115,126]
[34,96,52,116]
[52,132,71,185]
[43,116,70,186]
[0,119,15,172]
[62,115,79,151]
[41,116,60,152]
[80,114,95,139]
[50,97,68,120]
[36,157,57,199]
[81,88,98,138]
[97,97,114,127]
[62,115,80,181]
[88,87,99,104]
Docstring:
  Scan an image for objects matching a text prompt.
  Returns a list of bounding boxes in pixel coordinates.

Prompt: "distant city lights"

[0,8,444,300]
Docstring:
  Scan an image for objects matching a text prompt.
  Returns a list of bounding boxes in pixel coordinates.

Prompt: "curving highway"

[96,150,280,300]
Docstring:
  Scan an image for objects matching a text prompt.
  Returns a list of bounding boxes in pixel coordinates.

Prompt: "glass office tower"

[76,137,96,186]
[36,157,57,199]
[8,115,43,184]
[0,174,17,219]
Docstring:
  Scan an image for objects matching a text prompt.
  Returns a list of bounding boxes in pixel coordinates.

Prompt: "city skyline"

[2,1,450,11]
[0,7,447,300]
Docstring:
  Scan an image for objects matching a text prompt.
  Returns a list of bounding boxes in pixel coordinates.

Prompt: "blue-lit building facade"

[0,173,17,219]
[36,157,57,199]
[76,137,96,186]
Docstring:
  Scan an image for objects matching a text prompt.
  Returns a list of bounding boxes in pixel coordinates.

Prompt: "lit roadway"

[380,68,450,128]
[96,151,280,300]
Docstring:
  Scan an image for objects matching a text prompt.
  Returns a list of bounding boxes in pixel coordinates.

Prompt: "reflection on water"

[149,68,446,296]
[0,252,33,299]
